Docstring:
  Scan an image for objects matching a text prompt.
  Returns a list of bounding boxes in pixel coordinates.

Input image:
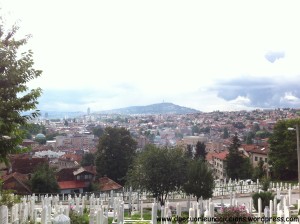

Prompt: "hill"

[98,102,200,115]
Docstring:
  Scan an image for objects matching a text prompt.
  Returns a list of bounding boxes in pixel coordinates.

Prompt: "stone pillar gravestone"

[258,198,262,218]
[276,204,283,224]
[188,208,195,224]
[288,188,291,206]
[89,208,95,224]
[187,195,191,210]
[203,210,209,224]
[283,206,290,224]
[0,205,8,224]
[151,203,158,224]
[161,206,165,224]
[96,207,104,224]
[209,202,214,218]
[141,200,143,220]
[199,197,204,216]
[269,200,273,219]
[273,197,277,214]
[41,205,48,224]
[264,206,270,224]
[23,203,29,223]
[176,203,181,223]
[109,190,113,208]
[117,202,124,224]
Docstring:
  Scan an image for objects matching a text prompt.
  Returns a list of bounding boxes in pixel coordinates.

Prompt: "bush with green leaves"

[69,210,89,224]
[261,176,271,191]
[215,205,253,224]
[0,190,20,208]
[252,191,274,212]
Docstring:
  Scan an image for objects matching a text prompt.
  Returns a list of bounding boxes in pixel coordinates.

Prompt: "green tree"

[95,127,137,185]
[268,119,298,180]
[30,164,59,193]
[46,132,59,141]
[126,144,187,206]
[183,159,214,201]
[64,119,69,126]
[0,21,42,164]
[253,123,260,132]
[185,144,193,159]
[225,133,252,180]
[81,153,95,166]
[245,131,254,144]
[194,141,207,160]
[255,130,271,139]
[252,160,265,180]
[223,127,229,139]
[92,126,104,138]
[19,123,46,139]
[192,125,200,135]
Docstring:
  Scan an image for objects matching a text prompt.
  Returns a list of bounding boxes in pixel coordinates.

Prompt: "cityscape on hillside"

[3,106,299,194]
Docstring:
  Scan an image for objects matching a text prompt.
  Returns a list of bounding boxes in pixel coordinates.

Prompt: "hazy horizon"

[2,0,300,112]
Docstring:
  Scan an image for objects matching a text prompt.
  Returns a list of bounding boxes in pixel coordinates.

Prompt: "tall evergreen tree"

[185,144,193,159]
[194,141,207,160]
[225,133,252,179]
[223,127,229,139]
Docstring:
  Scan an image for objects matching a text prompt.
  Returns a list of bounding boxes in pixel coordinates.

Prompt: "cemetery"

[0,179,300,224]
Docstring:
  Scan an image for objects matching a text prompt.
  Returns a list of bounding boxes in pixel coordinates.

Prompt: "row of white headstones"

[213,179,299,197]
[0,184,298,224]
[0,195,298,224]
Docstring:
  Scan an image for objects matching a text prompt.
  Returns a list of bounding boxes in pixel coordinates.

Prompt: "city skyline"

[1,0,300,112]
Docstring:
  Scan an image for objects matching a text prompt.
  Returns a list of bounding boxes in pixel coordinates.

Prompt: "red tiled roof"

[206,152,214,161]
[58,181,86,189]
[98,177,123,191]
[83,165,97,174]
[60,154,82,162]
[2,172,31,194]
[56,168,78,181]
[241,144,269,155]
[11,158,48,174]
[213,151,229,160]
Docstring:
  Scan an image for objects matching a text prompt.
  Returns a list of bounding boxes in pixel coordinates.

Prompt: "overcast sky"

[1,0,300,112]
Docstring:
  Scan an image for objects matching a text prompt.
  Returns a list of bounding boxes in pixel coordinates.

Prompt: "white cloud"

[280,92,300,104]
[265,51,285,63]
[1,0,300,111]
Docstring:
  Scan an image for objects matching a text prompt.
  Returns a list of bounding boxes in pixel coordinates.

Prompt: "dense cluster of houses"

[1,108,298,195]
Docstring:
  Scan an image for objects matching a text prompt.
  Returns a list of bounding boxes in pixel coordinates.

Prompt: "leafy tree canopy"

[0,19,42,164]
[81,153,95,166]
[268,119,299,180]
[95,127,137,185]
[183,159,214,201]
[30,164,59,193]
[126,144,187,205]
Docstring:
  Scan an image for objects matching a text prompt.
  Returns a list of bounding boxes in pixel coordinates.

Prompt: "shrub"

[252,191,274,212]
[215,205,253,224]
[69,210,89,224]
[261,177,271,191]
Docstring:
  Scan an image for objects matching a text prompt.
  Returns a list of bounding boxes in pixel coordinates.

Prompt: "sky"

[1,0,300,112]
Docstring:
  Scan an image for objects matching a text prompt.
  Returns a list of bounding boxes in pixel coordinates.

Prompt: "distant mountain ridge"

[98,102,200,115]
